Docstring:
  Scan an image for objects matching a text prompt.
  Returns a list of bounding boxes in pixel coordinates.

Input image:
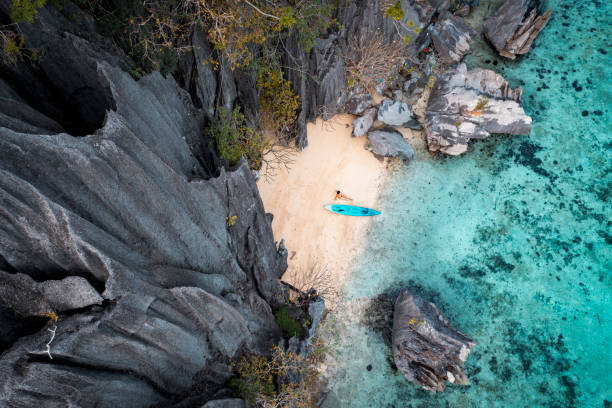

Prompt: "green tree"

[205,106,267,170]
[11,0,46,23]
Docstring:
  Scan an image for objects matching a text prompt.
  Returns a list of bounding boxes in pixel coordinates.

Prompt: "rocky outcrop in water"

[424,63,532,155]
[483,0,552,59]
[367,128,415,162]
[430,11,477,64]
[0,61,286,407]
[392,290,475,393]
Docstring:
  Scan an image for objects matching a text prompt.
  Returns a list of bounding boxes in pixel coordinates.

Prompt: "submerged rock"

[378,99,422,129]
[483,0,552,59]
[353,108,377,137]
[430,11,477,64]
[392,290,475,392]
[366,128,415,162]
[424,63,532,155]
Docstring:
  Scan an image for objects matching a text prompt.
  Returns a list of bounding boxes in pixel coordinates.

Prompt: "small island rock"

[392,290,476,392]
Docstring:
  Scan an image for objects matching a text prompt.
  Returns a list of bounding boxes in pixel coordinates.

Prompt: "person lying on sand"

[335,190,353,201]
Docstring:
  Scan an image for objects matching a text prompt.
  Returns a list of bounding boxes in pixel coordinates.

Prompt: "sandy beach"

[257,114,388,296]
[257,89,430,300]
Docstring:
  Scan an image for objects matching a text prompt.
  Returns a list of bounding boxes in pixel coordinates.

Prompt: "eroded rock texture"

[0,62,286,407]
[424,63,532,155]
[392,290,475,392]
[281,0,454,147]
[483,0,552,59]
[367,128,415,162]
[430,11,477,64]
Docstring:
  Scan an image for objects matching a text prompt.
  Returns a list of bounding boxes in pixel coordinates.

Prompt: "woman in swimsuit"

[335,190,353,201]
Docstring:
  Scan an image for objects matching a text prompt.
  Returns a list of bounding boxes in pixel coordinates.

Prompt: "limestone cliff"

[0,8,287,403]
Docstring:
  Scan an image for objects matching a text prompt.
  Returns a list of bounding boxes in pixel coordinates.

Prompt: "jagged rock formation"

[430,11,477,64]
[0,0,124,136]
[282,0,455,147]
[0,61,286,407]
[483,0,552,59]
[392,290,475,392]
[366,128,415,162]
[424,63,532,155]
[402,53,437,106]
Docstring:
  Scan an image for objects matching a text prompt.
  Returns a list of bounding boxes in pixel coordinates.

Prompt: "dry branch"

[344,30,404,92]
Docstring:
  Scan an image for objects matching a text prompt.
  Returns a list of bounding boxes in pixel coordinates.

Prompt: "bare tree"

[281,263,341,308]
[260,141,297,182]
[344,30,405,92]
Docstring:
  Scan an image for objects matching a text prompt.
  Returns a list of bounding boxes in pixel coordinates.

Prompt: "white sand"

[257,114,389,295]
[257,89,432,299]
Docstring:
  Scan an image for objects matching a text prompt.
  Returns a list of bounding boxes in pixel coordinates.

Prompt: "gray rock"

[424,63,532,155]
[0,62,285,407]
[366,128,415,162]
[0,271,103,316]
[352,108,377,137]
[430,11,477,64]
[0,1,120,135]
[284,0,447,148]
[378,99,422,130]
[483,0,552,59]
[192,28,217,120]
[392,290,475,392]
[403,53,436,106]
[219,56,237,112]
[0,98,64,135]
[202,399,246,408]
[454,5,470,17]
[345,93,372,115]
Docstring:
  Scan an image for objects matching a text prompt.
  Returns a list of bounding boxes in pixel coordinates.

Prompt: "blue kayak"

[324,204,381,216]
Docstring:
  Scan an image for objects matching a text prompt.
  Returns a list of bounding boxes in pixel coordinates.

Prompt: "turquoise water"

[323,0,611,407]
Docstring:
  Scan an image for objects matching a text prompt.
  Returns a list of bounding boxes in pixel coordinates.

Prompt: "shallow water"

[323,0,611,407]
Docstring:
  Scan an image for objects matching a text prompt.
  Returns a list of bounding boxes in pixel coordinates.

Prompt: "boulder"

[424,63,532,155]
[392,290,475,392]
[345,93,373,115]
[366,128,415,162]
[352,108,377,137]
[377,99,422,129]
[483,0,552,59]
[430,11,477,64]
